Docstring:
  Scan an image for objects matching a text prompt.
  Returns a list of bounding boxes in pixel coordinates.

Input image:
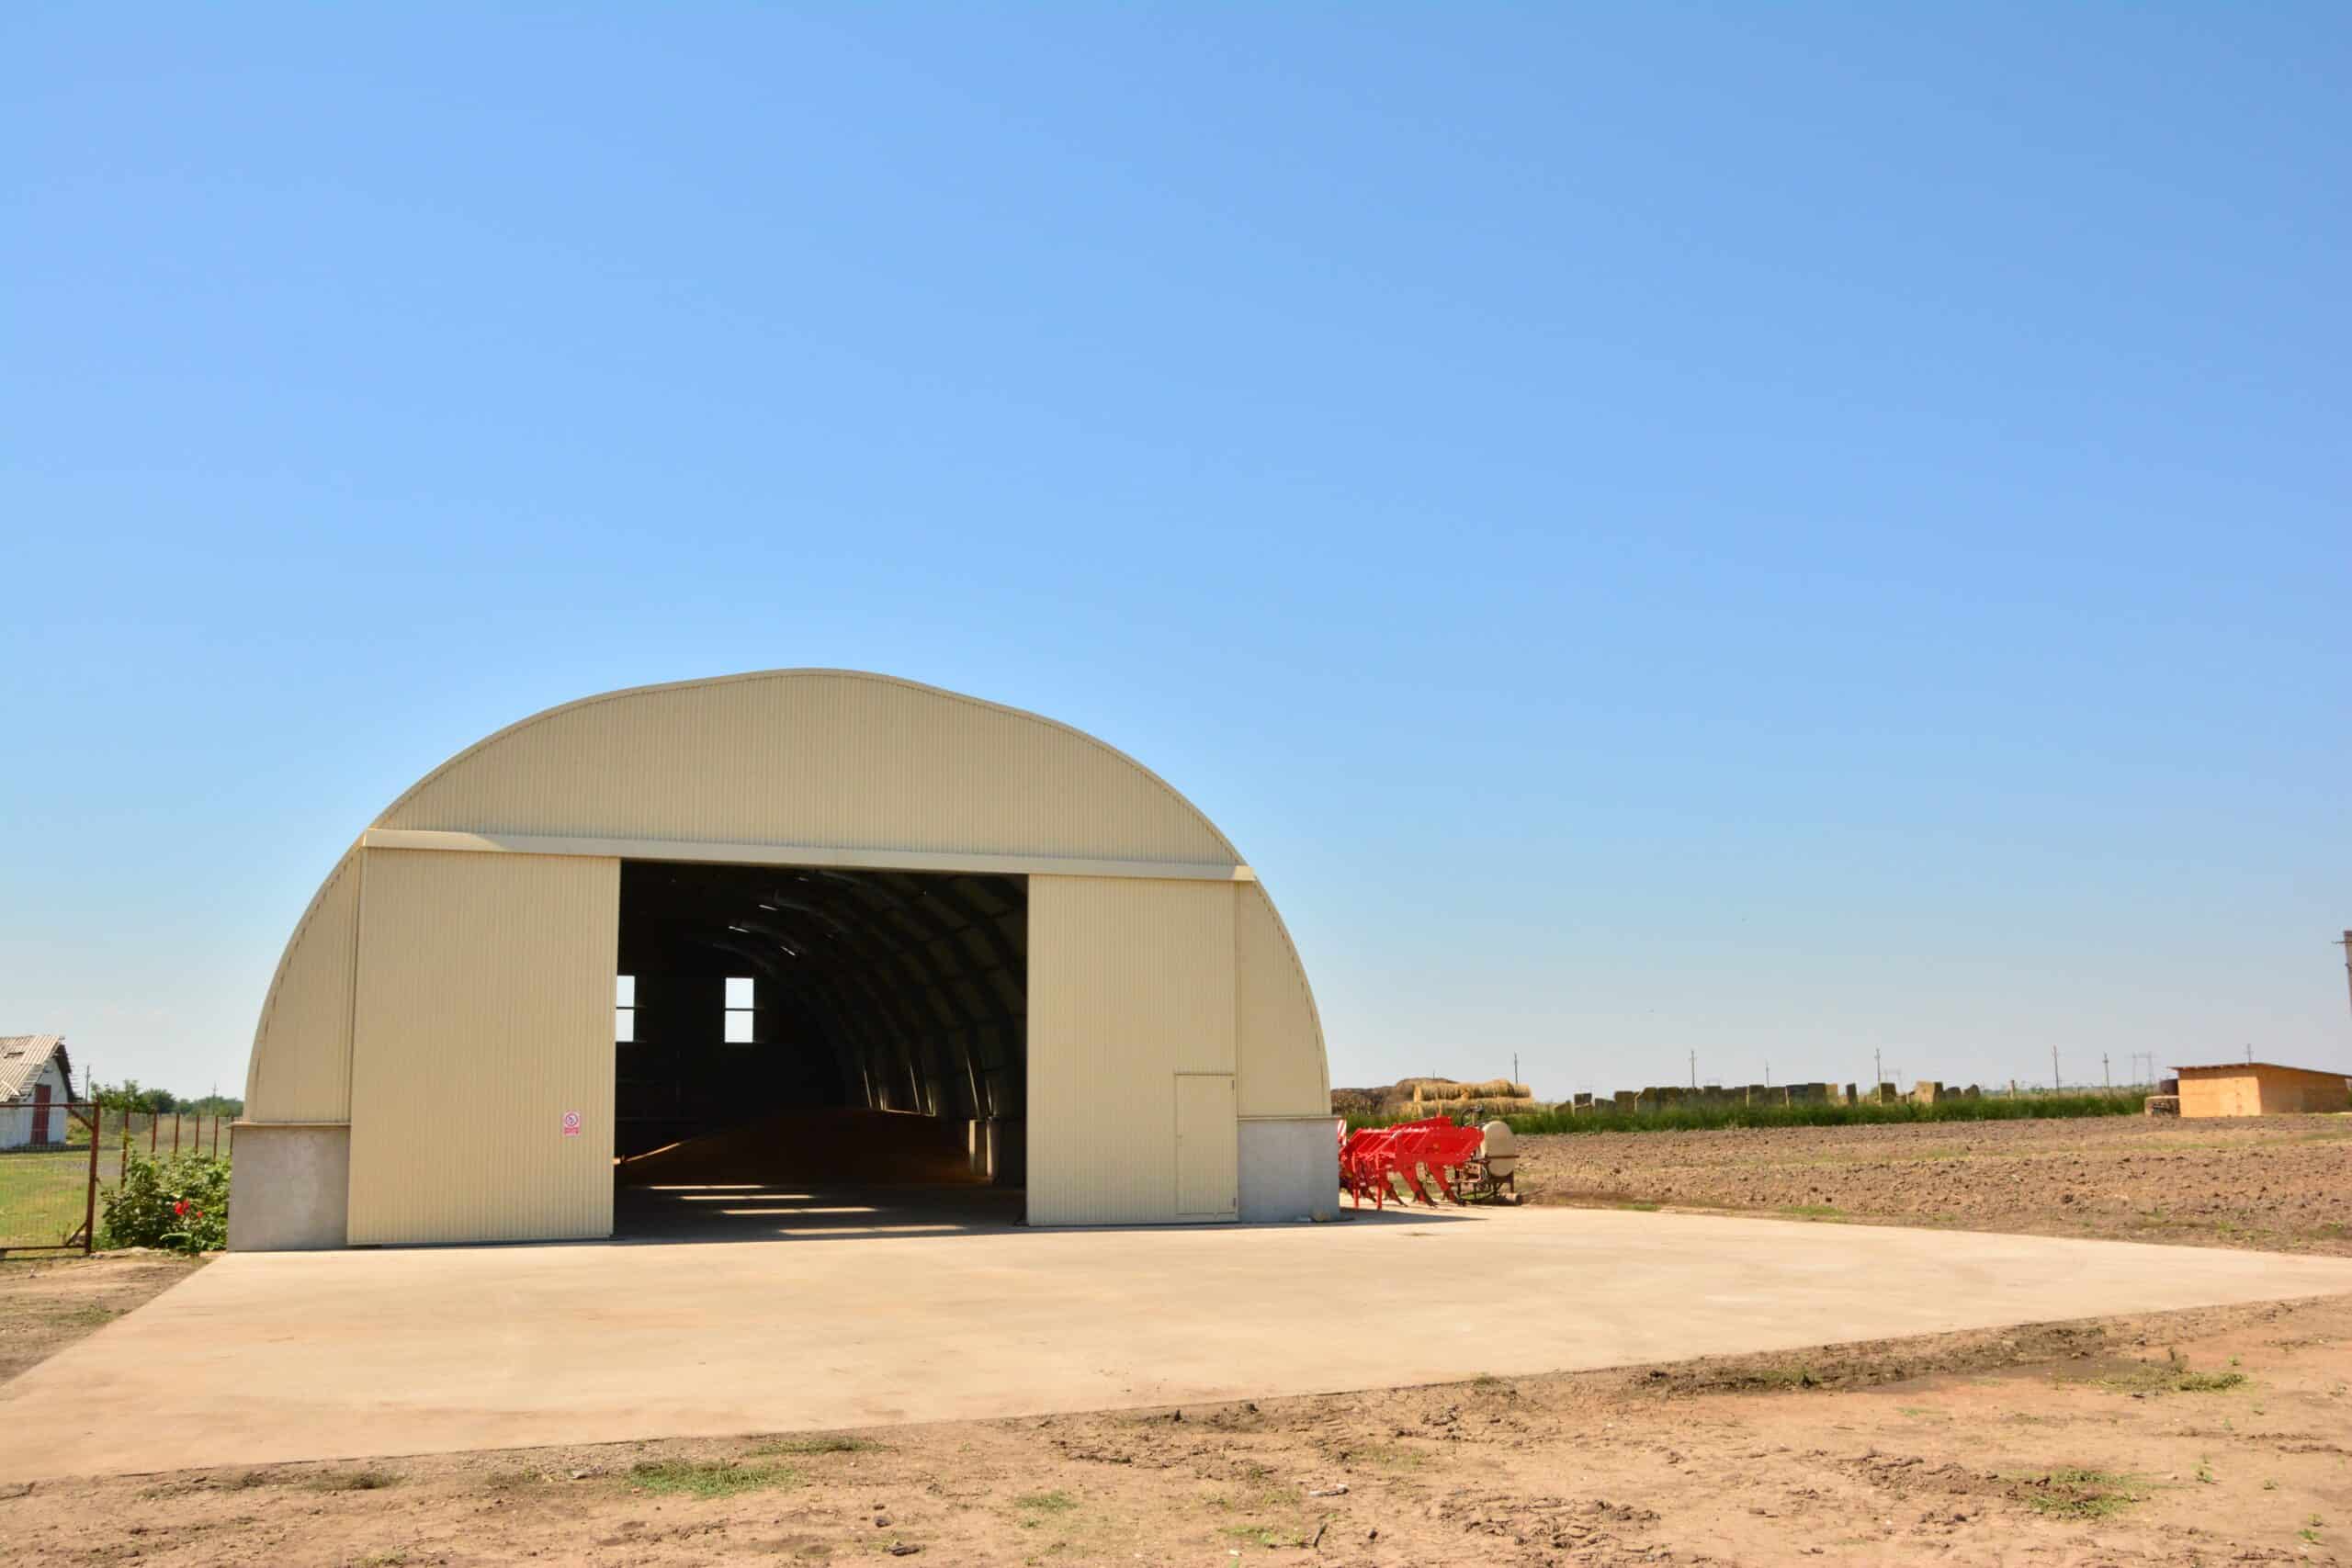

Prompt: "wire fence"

[0,1108,233,1257]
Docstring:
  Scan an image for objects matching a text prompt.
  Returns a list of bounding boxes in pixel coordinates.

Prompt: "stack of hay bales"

[1408,1077,1532,1104]
[1405,1077,1539,1118]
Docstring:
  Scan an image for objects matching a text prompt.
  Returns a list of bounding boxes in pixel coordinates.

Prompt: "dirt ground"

[4,1122,2348,1565]
[3,1291,2347,1565]
[1515,1112,2352,1254]
[0,1252,203,1382]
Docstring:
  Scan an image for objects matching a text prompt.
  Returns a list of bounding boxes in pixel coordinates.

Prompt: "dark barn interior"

[612,861,1028,1237]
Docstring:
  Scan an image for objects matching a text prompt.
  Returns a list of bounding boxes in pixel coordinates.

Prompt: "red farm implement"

[1337,1116,1519,1210]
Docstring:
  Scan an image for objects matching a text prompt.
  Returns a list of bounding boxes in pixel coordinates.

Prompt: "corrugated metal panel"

[244,849,361,1122]
[1027,875,1236,1225]
[346,849,619,1246]
[1234,881,1330,1119]
[375,671,1238,866]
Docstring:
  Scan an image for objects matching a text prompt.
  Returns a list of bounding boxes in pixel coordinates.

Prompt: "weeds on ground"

[1342,1440,1431,1472]
[2176,1371,2247,1393]
[2083,1348,2247,1396]
[753,1434,883,1456]
[1781,1204,1845,1221]
[2007,1467,2145,1520]
[624,1459,800,1498]
[1222,1521,1317,1549]
[306,1469,401,1493]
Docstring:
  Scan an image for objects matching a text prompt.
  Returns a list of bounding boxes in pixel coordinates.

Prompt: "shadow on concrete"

[610,1182,1483,1245]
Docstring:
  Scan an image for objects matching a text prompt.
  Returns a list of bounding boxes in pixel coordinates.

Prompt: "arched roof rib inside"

[615,862,1027,1159]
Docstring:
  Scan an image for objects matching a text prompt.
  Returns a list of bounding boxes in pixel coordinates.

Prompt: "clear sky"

[6,6,2346,1102]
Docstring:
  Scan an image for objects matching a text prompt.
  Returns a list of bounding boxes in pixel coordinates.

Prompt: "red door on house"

[30,1083,52,1145]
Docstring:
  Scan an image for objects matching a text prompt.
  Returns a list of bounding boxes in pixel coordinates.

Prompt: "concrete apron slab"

[6,1206,2352,1482]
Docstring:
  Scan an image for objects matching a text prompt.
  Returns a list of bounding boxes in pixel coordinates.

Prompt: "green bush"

[1343,1092,2145,1135]
[101,1152,230,1253]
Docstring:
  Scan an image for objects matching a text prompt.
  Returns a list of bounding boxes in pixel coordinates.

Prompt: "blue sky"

[6,6,2346,1100]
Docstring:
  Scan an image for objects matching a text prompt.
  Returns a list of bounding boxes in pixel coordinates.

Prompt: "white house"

[0,1035,74,1149]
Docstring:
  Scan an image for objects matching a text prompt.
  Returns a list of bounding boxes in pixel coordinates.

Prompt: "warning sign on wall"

[560,1111,582,1137]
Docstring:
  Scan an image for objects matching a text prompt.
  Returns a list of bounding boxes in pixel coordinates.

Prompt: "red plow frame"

[1336,1117,1516,1209]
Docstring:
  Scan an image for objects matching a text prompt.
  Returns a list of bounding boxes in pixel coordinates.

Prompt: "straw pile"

[1408,1077,1532,1103]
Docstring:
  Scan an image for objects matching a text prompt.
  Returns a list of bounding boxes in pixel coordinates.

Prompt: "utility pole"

[1873,1048,1883,1091]
[2340,931,2352,1016]
[2052,1046,2060,1092]
[2102,1053,2109,1089]
[1765,1059,1771,1088]
[1689,1049,1696,1090]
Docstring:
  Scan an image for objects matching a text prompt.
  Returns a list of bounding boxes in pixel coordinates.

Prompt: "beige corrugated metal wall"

[1027,875,1237,1225]
[240,671,1336,1246]
[243,848,360,1122]
[345,849,619,1246]
[1234,881,1329,1119]
[377,671,1238,865]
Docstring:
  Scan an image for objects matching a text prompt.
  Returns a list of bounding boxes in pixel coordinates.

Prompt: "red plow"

[1336,1116,1520,1209]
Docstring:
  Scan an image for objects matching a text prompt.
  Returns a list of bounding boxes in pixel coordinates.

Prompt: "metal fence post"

[84,1105,101,1255]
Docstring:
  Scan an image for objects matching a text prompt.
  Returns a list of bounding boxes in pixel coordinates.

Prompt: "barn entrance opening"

[610,861,1028,1241]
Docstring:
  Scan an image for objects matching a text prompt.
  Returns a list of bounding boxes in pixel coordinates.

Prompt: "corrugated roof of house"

[0,1034,69,1101]
[2170,1060,2348,1076]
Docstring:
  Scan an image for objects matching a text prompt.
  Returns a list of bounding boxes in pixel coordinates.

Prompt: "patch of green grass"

[752,1434,883,1456]
[624,1459,800,1498]
[481,1468,547,1492]
[1347,1441,1430,1472]
[1615,1200,1659,1212]
[2086,1351,2248,1396]
[2176,1371,2246,1393]
[2009,1468,2145,1520]
[1780,1204,1845,1221]
[305,1468,401,1493]
[1016,1490,1079,1513]
[1221,1523,1312,1549]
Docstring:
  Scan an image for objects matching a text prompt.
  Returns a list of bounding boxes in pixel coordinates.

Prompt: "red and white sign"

[560,1111,582,1137]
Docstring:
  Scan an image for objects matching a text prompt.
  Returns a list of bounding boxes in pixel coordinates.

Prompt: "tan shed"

[232,671,1337,1250]
[2170,1061,2351,1119]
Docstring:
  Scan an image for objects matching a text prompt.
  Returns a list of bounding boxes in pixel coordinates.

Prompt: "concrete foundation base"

[1238,1116,1339,1223]
[227,1122,351,1252]
[9,1206,2351,1480]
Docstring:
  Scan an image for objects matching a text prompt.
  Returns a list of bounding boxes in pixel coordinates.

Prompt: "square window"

[616,975,636,1008]
[724,976,754,1009]
[615,1007,635,1043]
[722,1010,754,1044]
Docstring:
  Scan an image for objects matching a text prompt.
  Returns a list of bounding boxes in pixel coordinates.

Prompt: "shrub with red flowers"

[100,1152,231,1254]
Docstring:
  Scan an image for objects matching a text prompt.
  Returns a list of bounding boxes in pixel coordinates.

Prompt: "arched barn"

[231,671,1337,1249]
